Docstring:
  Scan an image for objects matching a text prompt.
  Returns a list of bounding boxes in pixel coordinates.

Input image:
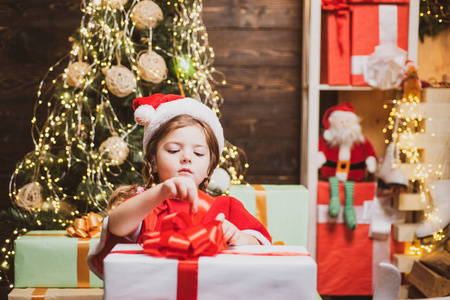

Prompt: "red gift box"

[348,0,409,3]
[320,1,352,85]
[350,3,409,86]
[316,181,400,296]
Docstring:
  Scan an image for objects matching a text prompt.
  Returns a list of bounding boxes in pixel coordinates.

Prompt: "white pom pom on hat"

[134,104,156,126]
[133,93,224,153]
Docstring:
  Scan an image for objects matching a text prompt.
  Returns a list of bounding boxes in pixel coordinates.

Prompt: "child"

[88,93,271,279]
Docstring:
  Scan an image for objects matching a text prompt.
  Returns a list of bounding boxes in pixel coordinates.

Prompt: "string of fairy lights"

[383,93,448,256]
[171,0,226,114]
[420,0,450,24]
[2,0,248,287]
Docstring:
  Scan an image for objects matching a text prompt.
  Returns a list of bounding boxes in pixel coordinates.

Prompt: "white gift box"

[104,244,317,300]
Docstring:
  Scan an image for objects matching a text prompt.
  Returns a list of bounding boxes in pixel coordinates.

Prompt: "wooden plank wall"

[0,0,83,211]
[203,0,303,184]
[0,0,303,211]
[418,27,450,83]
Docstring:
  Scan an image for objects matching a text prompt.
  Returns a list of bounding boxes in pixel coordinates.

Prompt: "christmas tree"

[419,0,450,42]
[0,0,247,286]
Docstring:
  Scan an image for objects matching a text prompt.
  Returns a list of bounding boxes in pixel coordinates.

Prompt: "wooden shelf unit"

[301,0,420,258]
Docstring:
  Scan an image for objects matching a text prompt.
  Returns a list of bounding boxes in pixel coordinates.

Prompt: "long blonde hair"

[107,115,220,212]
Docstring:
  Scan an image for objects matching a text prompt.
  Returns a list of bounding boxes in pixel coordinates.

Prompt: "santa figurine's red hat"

[133,93,224,153]
[322,102,359,140]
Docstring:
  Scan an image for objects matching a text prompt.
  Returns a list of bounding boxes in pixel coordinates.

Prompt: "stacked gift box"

[229,184,309,246]
[9,215,105,300]
[316,180,406,296]
[320,0,410,86]
[9,185,317,300]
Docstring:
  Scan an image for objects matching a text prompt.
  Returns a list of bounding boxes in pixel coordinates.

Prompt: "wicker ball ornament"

[137,50,168,83]
[14,182,44,211]
[66,62,91,88]
[91,0,103,6]
[131,0,163,30]
[100,133,130,165]
[105,65,136,98]
[105,0,129,9]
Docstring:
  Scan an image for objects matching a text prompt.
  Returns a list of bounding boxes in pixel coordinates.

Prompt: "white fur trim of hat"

[322,102,359,141]
[133,93,224,153]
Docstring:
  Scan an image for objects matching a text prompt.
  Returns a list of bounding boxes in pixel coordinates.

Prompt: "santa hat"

[322,102,358,140]
[133,93,224,153]
[404,60,417,69]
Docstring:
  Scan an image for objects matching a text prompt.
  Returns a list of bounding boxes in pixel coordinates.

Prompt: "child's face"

[155,124,211,187]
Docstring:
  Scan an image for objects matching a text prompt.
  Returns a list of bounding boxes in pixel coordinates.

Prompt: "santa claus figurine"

[318,102,377,230]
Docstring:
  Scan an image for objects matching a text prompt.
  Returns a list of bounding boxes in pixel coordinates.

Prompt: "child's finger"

[164,180,177,198]
[221,220,234,242]
[222,226,233,242]
[215,213,225,222]
[176,182,188,202]
[186,183,198,213]
[228,230,241,245]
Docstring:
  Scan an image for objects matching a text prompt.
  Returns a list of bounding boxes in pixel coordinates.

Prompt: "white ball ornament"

[105,65,136,98]
[137,50,168,84]
[66,62,91,88]
[131,0,164,30]
[100,133,130,165]
[207,168,231,195]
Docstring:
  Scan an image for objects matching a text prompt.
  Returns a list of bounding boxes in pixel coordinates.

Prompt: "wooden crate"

[408,261,450,298]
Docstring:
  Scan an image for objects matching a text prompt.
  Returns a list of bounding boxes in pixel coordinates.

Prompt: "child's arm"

[109,177,199,237]
[216,213,259,245]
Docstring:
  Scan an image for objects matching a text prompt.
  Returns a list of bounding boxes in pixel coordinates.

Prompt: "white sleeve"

[124,222,142,242]
[242,229,272,245]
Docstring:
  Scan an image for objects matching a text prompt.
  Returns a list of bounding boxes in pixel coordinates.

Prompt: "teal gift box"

[14,230,103,288]
[229,185,309,246]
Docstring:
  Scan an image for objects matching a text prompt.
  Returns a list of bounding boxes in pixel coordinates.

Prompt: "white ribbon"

[379,5,398,45]
[352,5,400,80]
[317,202,372,224]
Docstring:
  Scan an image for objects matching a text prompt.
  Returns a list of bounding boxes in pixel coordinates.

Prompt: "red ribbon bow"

[140,212,227,259]
[322,0,352,55]
[322,0,351,11]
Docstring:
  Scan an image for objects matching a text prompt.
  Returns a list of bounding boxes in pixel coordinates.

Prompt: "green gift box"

[229,185,309,246]
[14,230,103,288]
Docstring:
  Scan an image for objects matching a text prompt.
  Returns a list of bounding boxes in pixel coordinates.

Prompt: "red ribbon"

[177,258,199,300]
[138,199,227,300]
[191,190,216,224]
[322,0,352,54]
[135,191,224,300]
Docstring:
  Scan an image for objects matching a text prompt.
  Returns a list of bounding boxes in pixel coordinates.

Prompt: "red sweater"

[88,195,271,279]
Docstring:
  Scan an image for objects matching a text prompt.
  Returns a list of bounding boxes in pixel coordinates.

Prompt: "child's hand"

[160,177,198,213]
[215,213,259,246]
